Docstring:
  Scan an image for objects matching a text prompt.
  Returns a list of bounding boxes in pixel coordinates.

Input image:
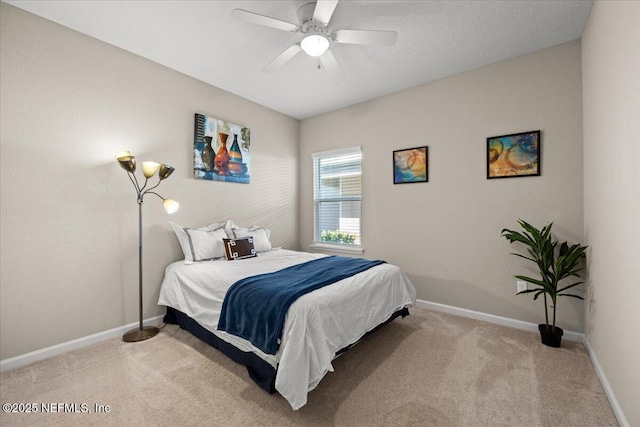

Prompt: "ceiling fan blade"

[262,44,302,73]
[313,0,339,25]
[333,29,397,46]
[319,49,344,81]
[232,9,300,32]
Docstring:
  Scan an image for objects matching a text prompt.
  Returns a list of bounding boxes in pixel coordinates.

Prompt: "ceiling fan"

[232,0,398,80]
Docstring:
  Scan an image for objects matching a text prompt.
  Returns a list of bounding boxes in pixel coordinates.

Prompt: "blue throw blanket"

[217,256,386,355]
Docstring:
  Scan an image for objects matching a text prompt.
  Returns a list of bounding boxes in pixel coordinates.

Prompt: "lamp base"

[122,326,159,343]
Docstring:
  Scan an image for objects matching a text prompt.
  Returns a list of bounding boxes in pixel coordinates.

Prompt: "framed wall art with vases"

[393,146,428,184]
[487,130,540,179]
[194,113,251,184]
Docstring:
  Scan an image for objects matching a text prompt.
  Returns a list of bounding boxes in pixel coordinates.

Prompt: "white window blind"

[312,147,362,251]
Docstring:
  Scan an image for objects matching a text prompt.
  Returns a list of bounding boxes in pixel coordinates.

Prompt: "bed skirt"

[164,306,410,394]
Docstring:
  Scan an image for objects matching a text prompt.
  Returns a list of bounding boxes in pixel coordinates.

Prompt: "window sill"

[310,243,364,255]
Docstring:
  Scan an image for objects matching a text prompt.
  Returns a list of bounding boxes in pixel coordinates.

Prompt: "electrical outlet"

[516,280,528,293]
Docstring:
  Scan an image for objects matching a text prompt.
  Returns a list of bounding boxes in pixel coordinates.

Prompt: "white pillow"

[223,220,239,238]
[230,225,272,253]
[169,222,227,263]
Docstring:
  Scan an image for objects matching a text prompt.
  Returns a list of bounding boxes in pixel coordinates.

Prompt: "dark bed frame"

[164,306,410,394]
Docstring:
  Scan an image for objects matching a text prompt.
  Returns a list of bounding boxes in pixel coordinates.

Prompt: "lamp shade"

[163,199,179,214]
[142,161,160,178]
[159,164,175,180]
[115,151,131,160]
[117,155,136,173]
[301,35,329,57]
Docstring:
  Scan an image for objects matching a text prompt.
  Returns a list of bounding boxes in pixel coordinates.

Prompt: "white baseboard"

[582,339,630,427]
[415,299,628,426]
[415,299,584,342]
[0,315,165,372]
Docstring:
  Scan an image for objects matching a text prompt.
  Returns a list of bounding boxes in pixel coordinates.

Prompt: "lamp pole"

[138,199,144,334]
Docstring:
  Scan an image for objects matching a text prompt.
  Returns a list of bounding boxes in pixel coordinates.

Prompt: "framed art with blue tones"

[393,146,428,184]
[487,130,540,179]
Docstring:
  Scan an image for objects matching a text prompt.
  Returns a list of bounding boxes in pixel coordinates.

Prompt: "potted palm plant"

[501,219,587,348]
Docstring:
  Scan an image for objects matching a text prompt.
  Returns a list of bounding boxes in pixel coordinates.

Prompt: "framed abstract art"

[393,146,428,184]
[487,130,540,179]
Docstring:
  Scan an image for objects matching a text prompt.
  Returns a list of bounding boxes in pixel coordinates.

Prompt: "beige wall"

[582,1,640,426]
[301,41,585,331]
[0,4,299,360]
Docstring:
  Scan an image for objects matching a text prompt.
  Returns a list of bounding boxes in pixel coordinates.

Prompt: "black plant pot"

[538,324,563,348]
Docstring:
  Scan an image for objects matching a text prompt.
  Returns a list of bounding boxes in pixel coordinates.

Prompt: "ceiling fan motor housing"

[298,2,327,35]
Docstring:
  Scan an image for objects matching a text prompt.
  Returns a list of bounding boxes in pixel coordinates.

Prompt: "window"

[312,146,362,253]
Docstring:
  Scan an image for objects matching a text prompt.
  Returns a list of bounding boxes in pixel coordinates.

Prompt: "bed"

[158,248,416,410]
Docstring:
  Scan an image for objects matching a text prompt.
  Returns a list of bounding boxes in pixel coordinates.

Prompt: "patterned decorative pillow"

[223,237,257,260]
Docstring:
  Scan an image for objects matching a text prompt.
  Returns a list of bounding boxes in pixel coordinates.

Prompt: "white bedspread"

[158,249,416,410]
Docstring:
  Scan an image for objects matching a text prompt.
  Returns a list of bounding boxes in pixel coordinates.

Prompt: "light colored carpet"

[0,306,617,426]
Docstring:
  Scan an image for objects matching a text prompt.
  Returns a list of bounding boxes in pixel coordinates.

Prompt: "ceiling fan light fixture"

[301,34,329,57]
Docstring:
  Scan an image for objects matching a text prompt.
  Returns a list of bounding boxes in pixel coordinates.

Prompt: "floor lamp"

[116,151,179,342]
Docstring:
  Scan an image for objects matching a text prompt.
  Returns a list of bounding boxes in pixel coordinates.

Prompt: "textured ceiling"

[6,0,592,119]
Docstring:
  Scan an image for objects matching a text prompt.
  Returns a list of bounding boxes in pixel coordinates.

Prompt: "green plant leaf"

[501,229,535,247]
[519,219,542,241]
[509,252,537,263]
[516,289,539,295]
[514,275,545,287]
[559,293,585,300]
[557,281,584,293]
[533,290,546,300]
